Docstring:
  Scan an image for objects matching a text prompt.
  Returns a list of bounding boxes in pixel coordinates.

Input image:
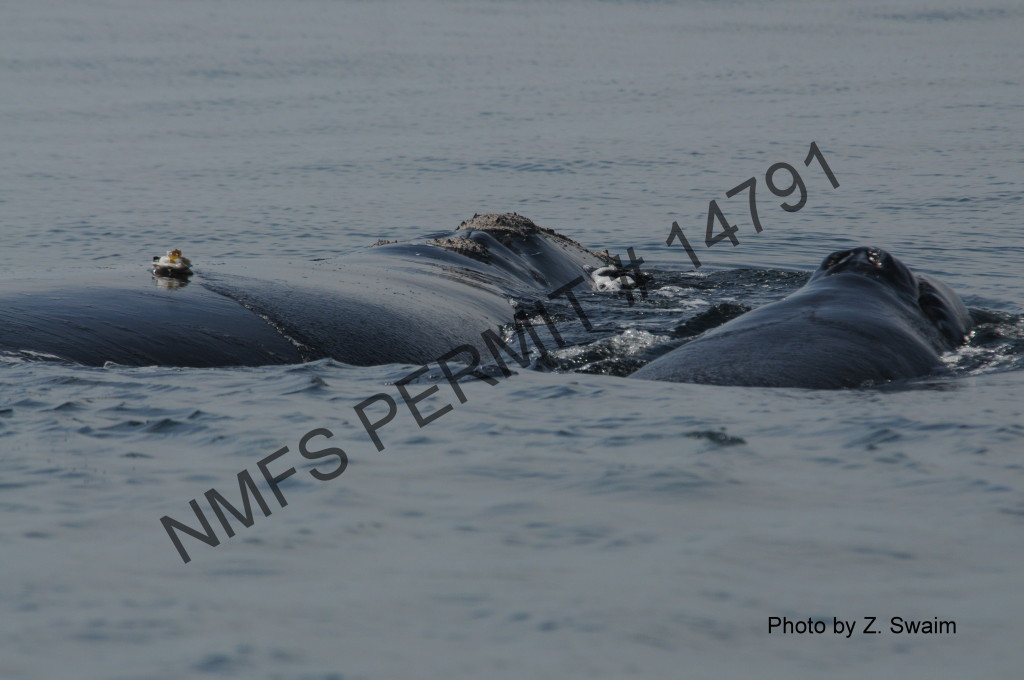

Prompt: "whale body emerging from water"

[0,214,613,367]
[631,246,972,388]
[2,220,972,389]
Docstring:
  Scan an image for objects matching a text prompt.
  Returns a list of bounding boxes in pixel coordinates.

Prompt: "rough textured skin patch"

[455,213,613,263]
[426,236,490,261]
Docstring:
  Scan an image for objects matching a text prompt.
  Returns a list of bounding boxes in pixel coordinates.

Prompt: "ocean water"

[2,1,1023,678]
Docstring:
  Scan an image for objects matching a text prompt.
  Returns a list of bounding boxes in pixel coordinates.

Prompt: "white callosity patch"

[589,266,635,292]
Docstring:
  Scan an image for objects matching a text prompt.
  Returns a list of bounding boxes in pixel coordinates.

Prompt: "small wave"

[944,308,1024,376]
[548,329,671,377]
[0,349,69,364]
[874,8,1014,22]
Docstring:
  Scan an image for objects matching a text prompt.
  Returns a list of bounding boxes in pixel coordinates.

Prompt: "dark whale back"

[0,275,304,367]
[195,213,609,365]
[631,247,972,389]
[0,214,609,367]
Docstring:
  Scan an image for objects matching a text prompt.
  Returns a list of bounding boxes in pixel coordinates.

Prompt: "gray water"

[2,1,1023,678]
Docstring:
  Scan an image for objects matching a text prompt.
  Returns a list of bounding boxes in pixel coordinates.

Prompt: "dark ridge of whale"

[0,214,612,368]
[630,247,972,389]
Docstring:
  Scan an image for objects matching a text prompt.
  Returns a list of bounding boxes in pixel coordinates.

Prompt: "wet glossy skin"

[0,276,304,367]
[631,247,971,389]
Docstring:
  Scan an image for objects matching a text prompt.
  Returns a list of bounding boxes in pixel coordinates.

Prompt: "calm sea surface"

[2,1,1022,678]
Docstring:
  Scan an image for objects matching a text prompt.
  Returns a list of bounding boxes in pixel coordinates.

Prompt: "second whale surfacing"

[0,214,614,367]
[631,246,972,389]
